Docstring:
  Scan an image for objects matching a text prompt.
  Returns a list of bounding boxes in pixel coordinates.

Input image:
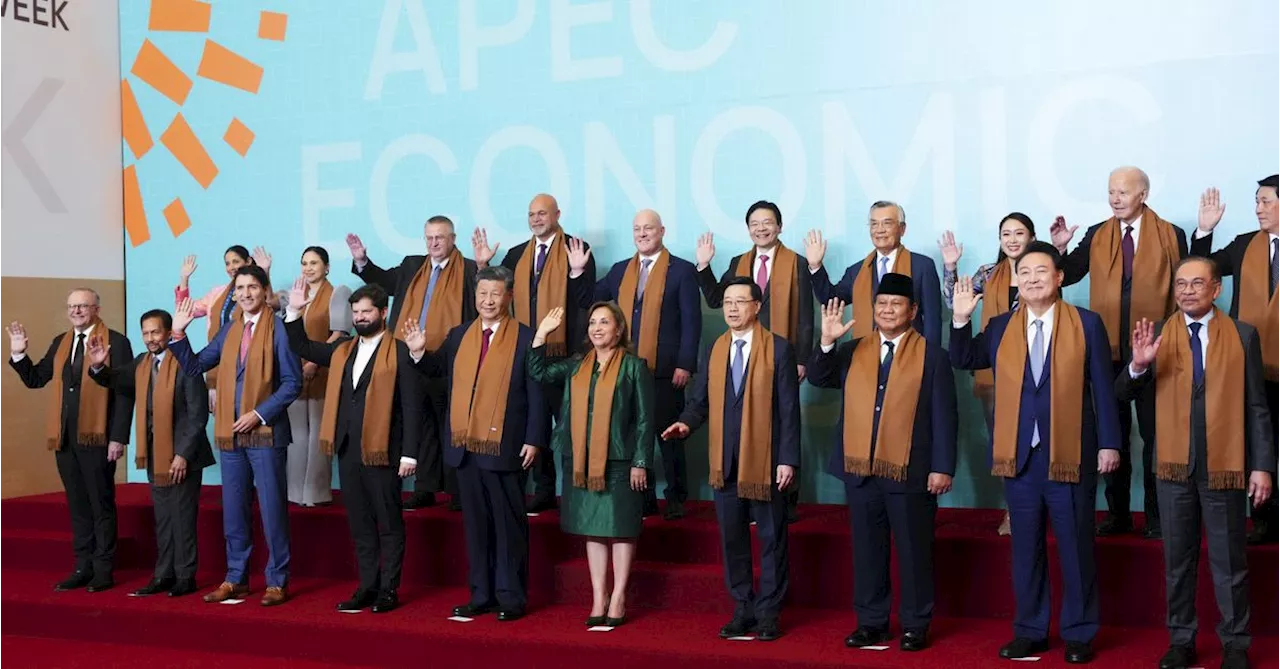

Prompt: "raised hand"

[180,255,198,280]
[472,228,499,267]
[567,237,591,273]
[804,230,827,270]
[1129,318,1162,372]
[252,246,273,274]
[952,275,983,322]
[1049,215,1077,252]
[85,336,110,368]
[346,233,368,263]
[536,307,565,338]
[7,321,28,356]
[287,277,314,313]
[820,299,856,346]
[1198,187,1226,233]
[937,230,963,269]
[695,232,715,269]
[173,298,196,336]
[402,320,427,356]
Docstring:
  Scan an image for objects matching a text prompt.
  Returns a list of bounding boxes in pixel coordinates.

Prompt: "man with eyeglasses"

[348,216,479,511]
[8,289,134,593]
[804,200,943,346]
[1190,174,1280,545]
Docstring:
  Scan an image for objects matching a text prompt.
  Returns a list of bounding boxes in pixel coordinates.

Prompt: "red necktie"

[239,321,255,364]
[756,255,769,292]
[478,327,493,365]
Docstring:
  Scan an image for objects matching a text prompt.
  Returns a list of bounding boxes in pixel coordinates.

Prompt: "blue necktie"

[879,340,895,383]
[878,256,890,282]
[1189,322,1204,386]
[1030,319,1045,447]
[731,339,746,395]
[535,243,548,275]
[418,264,441,328]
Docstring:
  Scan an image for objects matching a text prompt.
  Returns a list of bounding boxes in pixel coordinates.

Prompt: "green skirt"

[559,457,644,539]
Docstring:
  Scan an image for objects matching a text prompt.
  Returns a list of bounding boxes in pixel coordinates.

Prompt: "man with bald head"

[473,194,596,512]
[593,209,702,519]
[1052,166,1189,538]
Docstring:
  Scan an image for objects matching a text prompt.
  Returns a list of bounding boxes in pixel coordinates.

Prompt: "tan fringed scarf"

[317,334,397,466]
[992,302,1086,483]
[617,250,670,371]
[514,236,570,357]
[206,283,241,391]
[299,280,334,400]
[46,319,110,451]
[393,248,465,353]
[1089,208,1181,360]
[1237,232,1278,381]
[569,349,625,491]
[449,319,518,456]
[733,245,799,342]
[214,311,277,450]
[135,353,178,486]
[973,261,1014,396]
[1154,309,1246,489]
[849,248,913,340]
[707,323,776,501]
[843,330,926,481]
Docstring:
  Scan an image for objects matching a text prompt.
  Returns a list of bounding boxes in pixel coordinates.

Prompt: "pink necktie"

[756,255,769,291]
[239,321,255,364]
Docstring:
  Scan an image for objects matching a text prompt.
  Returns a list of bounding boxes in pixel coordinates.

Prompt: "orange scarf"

[706,323,775,501]
[448,319,518,456]
[1089,208,1181,360]
[569,349,624,490]
[733,245,799,342]
[973,260,1014,396]
[849,247,912,340]
[214,311,277,449]
[843,330,926,481]
[134,352,178,485]
[1237,232,1278,381]
[514,236,570,357]
[617,250,670,371]
[299,280,333,400]
[205,283,240,390]
[46,319,110,450]
[393,248,465,353]
[317,334,398,466]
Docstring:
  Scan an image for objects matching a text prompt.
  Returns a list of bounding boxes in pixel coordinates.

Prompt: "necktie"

[878,255,890,282]
[1269,238,1277,298]
[879,340,895,383]
[147,357,159,424]
[419,264,442,328]
[239,321,255,365]
[1121,225,1135,281]
[1189,322,1204,386]
[70,333,86,383]
[479,327,493,366]
[1030,320,1045,447]
[731,339,746,395]
[755,255,769,292]
[637,258,652,301]
[535,243,548,275]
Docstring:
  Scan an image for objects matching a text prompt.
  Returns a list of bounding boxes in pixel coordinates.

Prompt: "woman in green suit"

[529,302,654,628]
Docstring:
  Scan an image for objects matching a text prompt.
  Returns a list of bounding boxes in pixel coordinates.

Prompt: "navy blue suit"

[808,334,957,632]
[414,320,546,611]
[679,331,800,623]
[169,314,303,588]
[810,251,943,346]
[594,252,702,504]
[950,305,1123,644]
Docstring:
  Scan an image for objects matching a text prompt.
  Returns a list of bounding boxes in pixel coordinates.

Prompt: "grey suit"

[1115,316,1274,649]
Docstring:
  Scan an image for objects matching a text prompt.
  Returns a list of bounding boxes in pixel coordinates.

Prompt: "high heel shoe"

[605,614,627,628]
[586,598,609,627]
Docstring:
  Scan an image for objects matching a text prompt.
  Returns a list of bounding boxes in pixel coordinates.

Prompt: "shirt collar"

[879,330,907,349]
[359,330,386,347]
[1026,302,1056,327]
[731,328,754,346]
[74,323,97,337]
[243,310,263,326]
[535,232,558,248]
[1183,309,1214,328]
[431,256,450,270]
[638,249,663,264]
[480,319,502,334]
[1269,232,1278,246]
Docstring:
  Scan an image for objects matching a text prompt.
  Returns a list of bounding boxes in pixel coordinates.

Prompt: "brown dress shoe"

[203,582,249,603]
[261,586,288,607]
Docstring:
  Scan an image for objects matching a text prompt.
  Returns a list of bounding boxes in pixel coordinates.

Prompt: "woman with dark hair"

[938,213,1039,536]
[278,246,352,506]
[528,302,654,628]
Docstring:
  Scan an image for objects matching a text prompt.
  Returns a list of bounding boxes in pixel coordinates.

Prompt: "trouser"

[287,398,332,505]
[414,377,450,495]
[845,478,937,632]
[56,443,118,577]
[714,482,789,622]
[523,380,564,501]
[150,468,203,580]
[338,442,405,593]
[1103,360,1159,524]
[458,460,529,610]
[643,378,687,506]
[221,446,290,588]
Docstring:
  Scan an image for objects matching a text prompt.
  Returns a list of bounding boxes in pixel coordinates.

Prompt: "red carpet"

[2,484,1276,668]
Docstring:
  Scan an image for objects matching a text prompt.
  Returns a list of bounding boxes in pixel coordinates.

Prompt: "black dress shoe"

[1096,515,1133,537]
[605,615,627,628]
[448,496,462,512]
[168,578,198,597]
[719,616,756,638]
[86,577,114,593]
[403,492,436,510]
[54,570,93,592]
[525,496,557,514]
[785,505,799,525]
[1220,645,1250,669]
[337,589,377,611]
[452,602,496,617]
[132,577,175,596]
[1158,644,1196,669]
[586,614,608,627]
[1064,641,1094,664]
[371,591,399,613]
[497,608,525,622]
[754,619,781,641]
[999,637,1049,659]
[1143,524,1163,540]
[663,500,686,521]
[900,630,928,652]
[845,626,891,648]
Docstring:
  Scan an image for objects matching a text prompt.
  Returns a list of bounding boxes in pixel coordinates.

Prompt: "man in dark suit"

[592,209,701,519]
[348,215,478,511]
[472,194,594,513]
[1190,175,1279,545]
[284,281,424,613]
[1117,257,1273,669]
[86,309,213,598]
[406,265,547,621]
[804,200,943,346]
[1050,166,1189,538]
[663,276,801,642]
[951,241,1123,664]
[170,264,303,606]
[808,274,957,652]
[8,288,134,593]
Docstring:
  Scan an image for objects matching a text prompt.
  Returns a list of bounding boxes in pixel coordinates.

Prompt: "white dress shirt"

[730,327,754,363]
[1120,214,1142,252]
[1025,303,1055,347]
[753,246,778,286]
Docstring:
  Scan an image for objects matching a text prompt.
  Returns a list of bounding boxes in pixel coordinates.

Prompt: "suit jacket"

[414,319,547,472]
[697,254,815,364]
[528,348,655,466]
[10,328,134,448]
[809,251,943,346]
[950,306,1123,478]
[169,315,303,449]
[1115,317,1275,476]
[89,353,215,471]
[678,332,802,476]
[593,253,702,378]
[807,336,957,492]
[500,235,595,358]
[353,253,479,330]
[1190,229,1272,319]
[285,318,424,464]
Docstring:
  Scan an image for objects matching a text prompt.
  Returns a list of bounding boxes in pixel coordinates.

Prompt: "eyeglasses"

[868,219,902,230]
[66,304,97,312]
[722,299,757,308]
[1174,279,1214,292]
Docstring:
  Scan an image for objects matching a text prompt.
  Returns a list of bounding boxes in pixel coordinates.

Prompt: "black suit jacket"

[499,235,595,358]
[284,318,424,464]
[696,253,815,364]
[89,353,214,470]
[10,328,134,448]
[353,254,479,333]
[1115,317,1275,476]
[1190,229,1272,319]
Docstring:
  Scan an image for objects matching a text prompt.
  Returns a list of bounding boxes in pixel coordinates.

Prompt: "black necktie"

[1269,238,1277,298]
[70,333,86,385]
[1189,322,1204,387]
[147,357,159,427]
[879,340,895,383]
